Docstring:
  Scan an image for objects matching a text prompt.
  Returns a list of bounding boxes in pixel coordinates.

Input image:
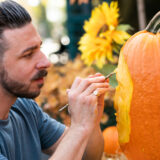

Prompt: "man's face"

[0,23,51,98]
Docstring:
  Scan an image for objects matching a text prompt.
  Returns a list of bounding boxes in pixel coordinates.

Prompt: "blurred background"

[14,0,160,159]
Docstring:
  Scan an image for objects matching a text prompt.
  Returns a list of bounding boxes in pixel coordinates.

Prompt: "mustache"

[31,70,48,81]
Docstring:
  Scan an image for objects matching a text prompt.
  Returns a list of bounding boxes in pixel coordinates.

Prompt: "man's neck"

[0,86,17,120]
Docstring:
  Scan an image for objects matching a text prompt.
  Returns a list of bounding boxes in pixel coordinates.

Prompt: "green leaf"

[93,64,118,88]
[113,43,122,54]
[116,24,133,32]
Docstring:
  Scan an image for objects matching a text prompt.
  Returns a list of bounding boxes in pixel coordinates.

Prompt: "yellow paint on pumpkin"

[114,52,133,144]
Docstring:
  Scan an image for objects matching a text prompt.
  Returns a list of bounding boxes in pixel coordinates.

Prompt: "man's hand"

[67,73,109,133]
[49,73,109,160]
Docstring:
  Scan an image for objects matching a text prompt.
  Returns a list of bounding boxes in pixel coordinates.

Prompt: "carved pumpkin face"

[114,12,160,160]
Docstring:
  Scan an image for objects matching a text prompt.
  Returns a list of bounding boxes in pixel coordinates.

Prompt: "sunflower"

[79,1,131,68]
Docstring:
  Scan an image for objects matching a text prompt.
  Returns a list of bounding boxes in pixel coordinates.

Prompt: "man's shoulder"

[12,98,39,114]
[15,97,35,105]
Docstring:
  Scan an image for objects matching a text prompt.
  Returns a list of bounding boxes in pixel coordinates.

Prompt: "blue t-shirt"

[0,98,66,160]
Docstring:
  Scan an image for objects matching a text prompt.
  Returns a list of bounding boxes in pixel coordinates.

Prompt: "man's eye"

[24,52,33,58]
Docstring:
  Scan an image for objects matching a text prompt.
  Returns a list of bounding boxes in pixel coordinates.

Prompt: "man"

[0,0,109,160]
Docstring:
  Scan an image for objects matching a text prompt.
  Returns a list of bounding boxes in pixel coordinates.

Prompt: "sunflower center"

[97,24,109,38]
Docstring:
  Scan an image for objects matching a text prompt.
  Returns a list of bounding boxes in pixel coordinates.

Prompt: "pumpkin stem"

[145,11,160,33]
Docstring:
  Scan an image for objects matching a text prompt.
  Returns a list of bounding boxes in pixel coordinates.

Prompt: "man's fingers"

[75,76,106,94]
[66,89,70,94]
[71,73,104,90]
[88,73,102,78]
[94,88,110,96]
[82,82,109,96]
[70,77,82,90]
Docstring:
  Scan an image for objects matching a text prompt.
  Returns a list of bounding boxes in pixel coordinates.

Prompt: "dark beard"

[0,68,47,99]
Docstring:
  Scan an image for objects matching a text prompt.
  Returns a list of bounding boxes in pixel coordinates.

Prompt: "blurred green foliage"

[93,64,118,88]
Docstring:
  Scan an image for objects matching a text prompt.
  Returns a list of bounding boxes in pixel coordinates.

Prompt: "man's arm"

[82,85,106,160]
[82,125,104,160]
[43,125,104,160]
[43,126,90,160]
[49,125,92,160]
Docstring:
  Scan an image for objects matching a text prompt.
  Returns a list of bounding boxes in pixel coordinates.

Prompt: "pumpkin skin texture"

[103,126,121,155]
[114,11,160,160]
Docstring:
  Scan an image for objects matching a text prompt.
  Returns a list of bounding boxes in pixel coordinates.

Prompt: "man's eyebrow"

[21,41,43,54]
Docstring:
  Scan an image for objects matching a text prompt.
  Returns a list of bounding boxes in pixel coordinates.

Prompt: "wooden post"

[136,0,146,30]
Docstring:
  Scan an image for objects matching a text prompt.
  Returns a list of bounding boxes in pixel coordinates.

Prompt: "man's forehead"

[4,23,39,38]
[3,23,41,44]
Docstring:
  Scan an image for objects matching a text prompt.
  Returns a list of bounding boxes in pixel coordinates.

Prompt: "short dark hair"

[0,0,32,55]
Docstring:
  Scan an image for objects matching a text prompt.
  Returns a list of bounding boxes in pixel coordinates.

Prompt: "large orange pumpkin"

[114,11,160,160]
[103,126,121,155]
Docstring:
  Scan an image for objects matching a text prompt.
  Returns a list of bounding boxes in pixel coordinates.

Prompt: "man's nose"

[36,53,51,69]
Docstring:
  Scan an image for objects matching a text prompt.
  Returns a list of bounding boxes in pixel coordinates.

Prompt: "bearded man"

[0,1,109,160]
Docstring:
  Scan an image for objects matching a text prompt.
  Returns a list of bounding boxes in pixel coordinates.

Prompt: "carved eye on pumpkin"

[114,11,160,160]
